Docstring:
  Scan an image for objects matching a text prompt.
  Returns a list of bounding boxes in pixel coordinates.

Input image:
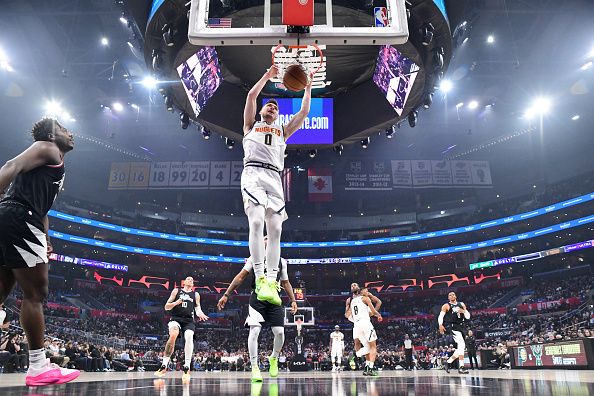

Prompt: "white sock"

[162,357,170,367]
[29,348,47,372]
[368,362,374,368]
[253,262,265,280]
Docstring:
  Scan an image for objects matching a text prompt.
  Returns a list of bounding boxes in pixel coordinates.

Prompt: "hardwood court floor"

[0,369,593,395]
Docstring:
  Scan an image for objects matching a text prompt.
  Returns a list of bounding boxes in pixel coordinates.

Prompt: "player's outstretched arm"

[195,292,209,321]
[344,298,352,319]
[217,269,249,310]
[0,141,61,194]
[280,280,298,314]
[164,288,181,311]
[243,66,279,134]
[283,76,313,139]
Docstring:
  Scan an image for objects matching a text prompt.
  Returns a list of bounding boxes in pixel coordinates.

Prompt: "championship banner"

[345,160,392,191]
[308,168,333,202]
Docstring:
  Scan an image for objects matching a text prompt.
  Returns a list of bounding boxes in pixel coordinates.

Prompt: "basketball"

[283,64,309,92]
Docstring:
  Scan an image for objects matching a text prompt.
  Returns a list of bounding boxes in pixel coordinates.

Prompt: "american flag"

[208,18,232,28]
[282,168,292,202]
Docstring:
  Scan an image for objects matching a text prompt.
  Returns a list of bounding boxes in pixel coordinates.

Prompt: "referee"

[403,334,413,370]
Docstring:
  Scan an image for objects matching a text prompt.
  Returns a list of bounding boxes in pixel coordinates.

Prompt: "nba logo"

[374,7,388,27]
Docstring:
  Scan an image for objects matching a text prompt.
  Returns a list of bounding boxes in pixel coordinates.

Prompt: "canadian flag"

[308,168,332,202]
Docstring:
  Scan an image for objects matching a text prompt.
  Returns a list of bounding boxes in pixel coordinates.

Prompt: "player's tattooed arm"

[0,141,61,194]
[195,292,209,321]
[217,269,249,310]
[369,293,382,311]
[363,296,382,322]
[280,280,298,314]
[164,288,180,311]
[344,298,352,319]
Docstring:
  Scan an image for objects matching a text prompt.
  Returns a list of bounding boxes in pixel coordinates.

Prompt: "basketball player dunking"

[330,325,344,371]
[155,276,209,383]
[241,65,312,307]
[217,237,298,383]
[0,118,80,386]
[345,283,382,376]
[438,291,470,374]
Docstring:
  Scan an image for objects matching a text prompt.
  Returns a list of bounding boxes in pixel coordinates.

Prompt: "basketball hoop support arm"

[189,0,408,46]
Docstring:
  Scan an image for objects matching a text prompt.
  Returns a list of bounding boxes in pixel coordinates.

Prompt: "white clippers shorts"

[241,166,288,220]
[451,330,466,356]
[353,321,377,344]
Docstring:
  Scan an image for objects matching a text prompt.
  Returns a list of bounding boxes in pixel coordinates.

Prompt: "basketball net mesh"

[271,44,324,81]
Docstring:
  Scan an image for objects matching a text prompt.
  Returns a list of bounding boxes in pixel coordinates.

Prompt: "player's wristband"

[224,293,230,298]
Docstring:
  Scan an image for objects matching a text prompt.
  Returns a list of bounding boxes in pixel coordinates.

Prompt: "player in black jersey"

[155,276,209,383]
[438,291,471,374]
[0,118,79,386]
[217,237,298,383]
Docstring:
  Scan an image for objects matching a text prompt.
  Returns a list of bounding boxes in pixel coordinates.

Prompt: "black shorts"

[0,202,48,269]
[168,317,195,333]
[245,293,284,327]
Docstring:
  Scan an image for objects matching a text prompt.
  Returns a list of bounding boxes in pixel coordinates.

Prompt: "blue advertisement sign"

[264,98,333,145]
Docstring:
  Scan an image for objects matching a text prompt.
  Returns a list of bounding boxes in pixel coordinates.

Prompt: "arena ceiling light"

[180,112,190,129]
[439,79,453,93]
[225,137,235,149]
[361,137,370,149]
[581,61,593,71]
[408,110,418,127]
[112,102,124,112]
[0,47,13,72]
[486,35,495,44]
[164,95,174,112]
[308,149,317,158]
[386,125,397,138]
[141,76,158,89]
[334,144,343,156]
[456,102,464,109]
[130,103,139,110]
[571,115,580,121]
[100,37,109,46]
[468,100,479,109]
[525,97,552,119]
[423,93,433,109]
[119,16,128,25]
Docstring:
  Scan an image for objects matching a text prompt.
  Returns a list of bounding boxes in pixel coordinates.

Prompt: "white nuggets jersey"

[331,332,344,350]
[243,121,286,172]
[350,296,371,324]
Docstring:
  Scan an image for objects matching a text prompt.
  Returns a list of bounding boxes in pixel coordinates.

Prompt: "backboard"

[284,306,315,326]
[188,0,409,46]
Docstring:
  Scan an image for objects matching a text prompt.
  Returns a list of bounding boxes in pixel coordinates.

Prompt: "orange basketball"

[283,64,308,92]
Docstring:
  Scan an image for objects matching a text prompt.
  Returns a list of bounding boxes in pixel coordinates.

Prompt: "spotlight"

[308,149,317,158]
[141,76,158,89]
[440,79,453,93]
[130,103,139,110]
[525,97,551,118]
[433,51,444,70]
[45,101,62,117]
[225,137,235,149]
[421,23,434,46]
[467,100,479,110]
[386,125,397,138]
[334,144,343,156]
[162,24,176,47]
[100,37,109,46]
[201,127,211,139]
[164,95,174,112]
[152,49,162,71]
[571,115,580,121]
[486,35,495,44]
[456,102,464,108]
[423,93,433,109]
[408,110,418,128]
[180,112,190,129]
[112,102,124,112]
[581,61,593,71]
[119,16,128,25]
[462,37,469,44]
[361,137,370,149]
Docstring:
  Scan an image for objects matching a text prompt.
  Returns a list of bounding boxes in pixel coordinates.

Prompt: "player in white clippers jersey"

[345,283,382,376]
[241,65,313,307]
[330,325,344,371]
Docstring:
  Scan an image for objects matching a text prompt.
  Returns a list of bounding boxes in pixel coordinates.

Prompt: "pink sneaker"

[25,362,80,386]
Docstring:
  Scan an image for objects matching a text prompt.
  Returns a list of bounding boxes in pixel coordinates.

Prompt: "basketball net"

[271,44,324,85]
[295,318,303,336]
